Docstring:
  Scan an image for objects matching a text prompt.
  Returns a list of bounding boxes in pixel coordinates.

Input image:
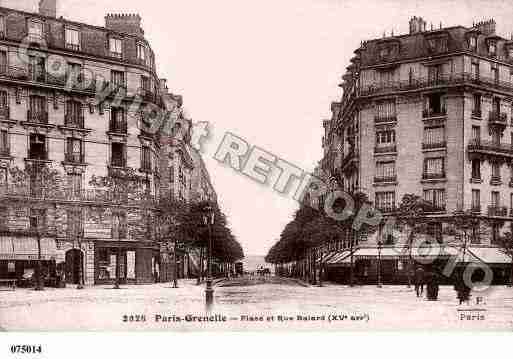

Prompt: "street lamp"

[202,205,215,310]
[377,240,383,288]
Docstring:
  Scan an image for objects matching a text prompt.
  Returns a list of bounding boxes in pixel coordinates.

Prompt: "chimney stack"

[159,79,168,93]
[475,19,496,36]
[39,0,57,18]
[105,14,144,38]
[409,16,426,34]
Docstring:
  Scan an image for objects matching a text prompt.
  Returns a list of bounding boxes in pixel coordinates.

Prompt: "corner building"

[321,17,512,284]
[0,1,165,285]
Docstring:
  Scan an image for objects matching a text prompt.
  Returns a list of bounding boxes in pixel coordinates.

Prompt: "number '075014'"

[10,345,42,354]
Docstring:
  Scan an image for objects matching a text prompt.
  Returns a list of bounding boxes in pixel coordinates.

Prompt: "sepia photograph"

[0,0,512,348]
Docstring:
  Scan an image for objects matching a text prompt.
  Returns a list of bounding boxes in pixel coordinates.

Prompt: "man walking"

[414,266,425,297]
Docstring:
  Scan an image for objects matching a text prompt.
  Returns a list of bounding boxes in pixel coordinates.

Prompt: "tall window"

[110,107,126,133]
[472,189,480,210]
[492,63,499,84]
[489,41,497,56]
[109,37,123,58]
[473,94,481,116]
[0,207,7,229]
[376,161,395,180]
[471,62,479,79]
[424,93,446,116]
[376,129,395,145]
[491,162,501,180]
[427,64,443,84]
[471,159,481,180]
[0,51,6,74]
[28,134,47,160]
[29,95,47,123]
[137,43,146,63]
[68,173,82,198]
[65,28,80,50]
[376,100,396,120]
[29,56,46,82]
[141,146,151,172]
[423,126,445,148]
[67,209,83,237]
[0,90,7,109]
[491,191,500,207]
[0,167,7,189]
[65,100,83,127]
[67,63,83,84]
[469,36,477,51]
[423,189,446,211]
[472,126,481,142]
[111,70,125,88]
[0,129,9,155]
[141,76,151,91]
[0,16,5,37]
[111,143,126,168]
[423,157,445,178]
[375,192,395,211]
[112,212,127,239]
[66,138,83,163]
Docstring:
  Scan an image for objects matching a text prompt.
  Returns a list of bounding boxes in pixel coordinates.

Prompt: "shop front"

[93,241,160,285]
[0,236,59,287]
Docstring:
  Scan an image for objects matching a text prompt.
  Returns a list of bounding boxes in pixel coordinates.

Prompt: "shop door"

[65,249,83,284]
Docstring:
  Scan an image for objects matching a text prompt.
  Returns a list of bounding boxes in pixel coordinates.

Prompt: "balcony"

[422,172,446,181]
[26,110,48,124]
[27,150,48,162]
[358,72,513,99]
[374,145,397,154]
[423,107,447,119]
[490,176,502,186]
[140,89,156,103]
[110,51,123,59]
[471,205,481,214]
[64,115,85,129]
[488,205,508,217]
[0,66,96,94]
[488,111,507,128]
[109,120,128,135]
[422,141,446,150]
[374,115,397,124]
[467,139,513,159]
[64,152,85,165]
[472,109,482,118]
[374,176,397,184]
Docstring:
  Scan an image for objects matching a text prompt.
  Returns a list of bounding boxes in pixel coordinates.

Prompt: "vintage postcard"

[0,0,512,341]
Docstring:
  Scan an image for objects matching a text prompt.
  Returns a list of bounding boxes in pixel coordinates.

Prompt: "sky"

[4,0,513,256]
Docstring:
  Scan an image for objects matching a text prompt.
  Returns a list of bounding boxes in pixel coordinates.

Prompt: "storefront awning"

[466,247,511,265]
[0,236,58,261]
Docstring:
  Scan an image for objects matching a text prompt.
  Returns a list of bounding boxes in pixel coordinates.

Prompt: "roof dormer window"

[109,37,123,59]
[469,36,477,51]
[489,40,497,56]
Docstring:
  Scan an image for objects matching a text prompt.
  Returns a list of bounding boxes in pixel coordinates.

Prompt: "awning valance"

[0,236,58,261]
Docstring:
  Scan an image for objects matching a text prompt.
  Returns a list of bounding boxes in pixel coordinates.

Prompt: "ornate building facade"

[320,17,512,284]
[0,1,217,286]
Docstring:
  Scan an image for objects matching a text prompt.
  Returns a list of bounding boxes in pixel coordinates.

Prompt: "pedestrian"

[414,266,425,297]
[454,270,471,305]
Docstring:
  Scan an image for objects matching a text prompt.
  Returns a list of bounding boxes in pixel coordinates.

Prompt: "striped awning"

[0,236,58,261]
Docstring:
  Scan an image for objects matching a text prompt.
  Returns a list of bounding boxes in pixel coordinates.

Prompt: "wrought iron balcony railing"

[374,145,397,154]
[374,115,397,124]
[422,172,446,180]
[472,109,482,118]
[0,147,10,157]
[359,72,513,98]
[488,111,507,126]
[374,176,397,183]
[64,114,85,129]
[422,141,446,150]
[64,152,85,164]
[0,66,97,93]
[467,139,513,157]
[109,119,127,134]
[423,107,447,118]
[27,110,48,124]
[488,205,508,217]
[65,43,81,51]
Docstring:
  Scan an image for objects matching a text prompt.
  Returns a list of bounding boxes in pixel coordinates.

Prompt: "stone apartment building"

[320,17,512,284]
[0,0,199,286]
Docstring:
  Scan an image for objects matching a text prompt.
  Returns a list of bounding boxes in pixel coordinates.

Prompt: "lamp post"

[377,240,383,288]
[203,205,215,310]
